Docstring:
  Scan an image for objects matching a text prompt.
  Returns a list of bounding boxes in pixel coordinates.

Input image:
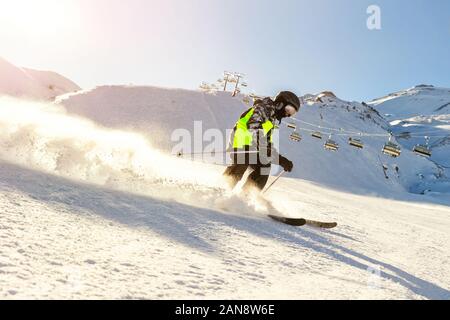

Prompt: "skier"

[223,91,301,193]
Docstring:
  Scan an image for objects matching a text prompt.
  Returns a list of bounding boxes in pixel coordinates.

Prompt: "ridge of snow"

[0,57,80,100]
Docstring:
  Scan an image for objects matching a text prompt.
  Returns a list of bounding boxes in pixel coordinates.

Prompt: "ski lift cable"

[295,116,449,137]
[301,118,361,135]
[334,132,388,137]
[320,116,361,134]
[295,127,332,136]
[291,118,382,136]
[289,118,449,139]
[291,118,358,134]
[290,119,387,137]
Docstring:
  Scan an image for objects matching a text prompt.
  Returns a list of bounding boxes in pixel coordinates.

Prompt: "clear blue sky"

[1,0,449,101]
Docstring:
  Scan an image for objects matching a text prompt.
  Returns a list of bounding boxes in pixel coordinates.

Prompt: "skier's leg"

[223,164,249,190]
[242,163,271,193]
[242,137,272,193]
[223,147,251,190]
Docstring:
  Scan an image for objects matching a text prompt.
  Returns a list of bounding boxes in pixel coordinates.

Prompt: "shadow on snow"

[1,161,449,300]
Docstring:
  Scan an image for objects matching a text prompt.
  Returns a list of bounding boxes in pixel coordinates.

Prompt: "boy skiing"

[224,91,301,193]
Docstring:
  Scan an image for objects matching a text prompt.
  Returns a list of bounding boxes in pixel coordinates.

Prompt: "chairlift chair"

[311,131,323,139]
[348,137,364,149]
[324,139,339,151]
[382,134,401,158]
[413,136,431,158]
[287,122,297,130]
[382,141,401,158]
[413,145,432,157]
[290,131,302,142]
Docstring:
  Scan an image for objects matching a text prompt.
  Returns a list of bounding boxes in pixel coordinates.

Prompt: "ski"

[268,215,306,226]
[305,219,338,229]
[268,215,337,229]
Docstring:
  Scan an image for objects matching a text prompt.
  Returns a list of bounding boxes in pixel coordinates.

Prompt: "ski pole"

[262,170,285,195]
[176,150,260,157]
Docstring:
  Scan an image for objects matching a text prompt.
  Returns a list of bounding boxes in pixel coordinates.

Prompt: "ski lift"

[348,137,364,149]
[287,122,297,130]
[413,136,432,158]
[199,82,210,90]
[413,145,432,157]
[324,135,339,151]
[382,134,401,158]
[290,131,302,142]
[383,142,401,157]
[311,131,323,139]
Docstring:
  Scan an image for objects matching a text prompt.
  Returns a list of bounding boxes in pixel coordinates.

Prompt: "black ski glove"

[279,156,293,172]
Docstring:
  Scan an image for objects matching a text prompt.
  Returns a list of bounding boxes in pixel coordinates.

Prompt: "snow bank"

[0,57,80,100]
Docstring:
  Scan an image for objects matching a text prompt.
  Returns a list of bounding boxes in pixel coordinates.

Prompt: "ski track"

[1,162,449,300]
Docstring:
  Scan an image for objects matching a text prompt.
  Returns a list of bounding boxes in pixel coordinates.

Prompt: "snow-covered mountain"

[369,85,450,193]
[0,57,80,100]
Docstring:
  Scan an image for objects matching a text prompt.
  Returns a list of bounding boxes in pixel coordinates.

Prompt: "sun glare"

[0,0,80,38]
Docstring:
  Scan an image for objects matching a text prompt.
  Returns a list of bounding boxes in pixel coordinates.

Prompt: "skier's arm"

[277,153,294,172]
[270,137,293,172]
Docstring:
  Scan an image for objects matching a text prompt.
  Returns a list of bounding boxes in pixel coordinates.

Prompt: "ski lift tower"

[232,72,245,97]
[223,71,233,92]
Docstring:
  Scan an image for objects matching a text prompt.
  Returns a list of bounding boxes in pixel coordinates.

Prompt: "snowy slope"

[369,85,450,193]
[1,90,449,299]
[1,160,450,299]
[0,57,80,100]
[370,85,450,118]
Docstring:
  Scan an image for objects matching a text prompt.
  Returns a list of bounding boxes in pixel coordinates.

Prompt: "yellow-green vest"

[233,108,275,149]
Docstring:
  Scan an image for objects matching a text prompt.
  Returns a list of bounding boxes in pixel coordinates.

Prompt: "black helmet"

[274,91,301,111]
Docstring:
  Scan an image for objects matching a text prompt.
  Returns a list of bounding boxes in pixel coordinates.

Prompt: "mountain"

[0,57,80,100]
[369,85,450,193]
[370,85,450,117]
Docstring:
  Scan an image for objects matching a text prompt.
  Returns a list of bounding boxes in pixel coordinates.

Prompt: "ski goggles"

[285,105,297,117]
